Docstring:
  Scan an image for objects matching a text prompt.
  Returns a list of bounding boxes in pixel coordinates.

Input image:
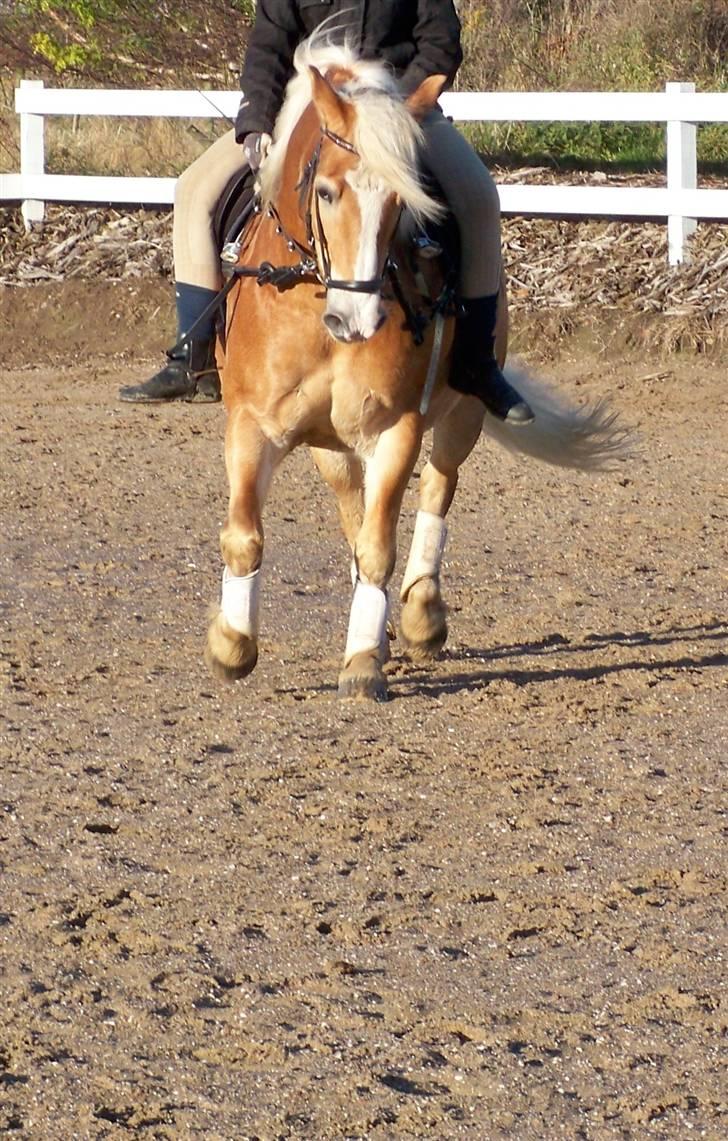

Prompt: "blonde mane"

[258,32,442,223]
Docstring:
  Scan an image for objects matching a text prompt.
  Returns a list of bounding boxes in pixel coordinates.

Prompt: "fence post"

[666,81,697,266]
[19,78,46,228]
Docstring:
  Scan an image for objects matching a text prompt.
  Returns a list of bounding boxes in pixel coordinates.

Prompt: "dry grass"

[456,0,728,164]
[0,74,227,176]
[45,115,221,178]
[0,73,20,174]
[457,0,727,91]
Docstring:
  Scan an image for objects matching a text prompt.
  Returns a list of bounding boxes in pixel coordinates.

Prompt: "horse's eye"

[317,185,335,204]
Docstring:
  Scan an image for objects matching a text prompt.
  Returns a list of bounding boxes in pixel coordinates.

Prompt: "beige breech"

[420,108,502,297]
[172,129,246,292]
[173,111,501,298]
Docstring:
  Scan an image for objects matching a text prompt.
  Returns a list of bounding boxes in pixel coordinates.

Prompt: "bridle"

[267,125,400,296]
[169,124,415,356]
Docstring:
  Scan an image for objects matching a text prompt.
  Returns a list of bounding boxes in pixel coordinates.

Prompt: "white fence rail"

[2,80,727,264]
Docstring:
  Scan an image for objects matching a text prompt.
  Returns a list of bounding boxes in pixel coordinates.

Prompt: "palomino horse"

[205,39,625,700]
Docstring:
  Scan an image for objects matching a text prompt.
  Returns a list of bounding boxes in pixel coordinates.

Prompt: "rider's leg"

[119,130,246,404]
[420,110,533,425]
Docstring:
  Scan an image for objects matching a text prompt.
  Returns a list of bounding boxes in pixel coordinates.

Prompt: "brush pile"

[1,170,726,350]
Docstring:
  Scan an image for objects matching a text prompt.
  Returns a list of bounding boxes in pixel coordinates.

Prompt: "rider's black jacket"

[235,0,463,142]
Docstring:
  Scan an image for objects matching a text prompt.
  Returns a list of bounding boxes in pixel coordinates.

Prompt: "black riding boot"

[118,338,221,404]
[450,295,534,425]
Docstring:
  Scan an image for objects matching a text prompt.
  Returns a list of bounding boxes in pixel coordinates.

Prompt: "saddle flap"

[212,166,257,253]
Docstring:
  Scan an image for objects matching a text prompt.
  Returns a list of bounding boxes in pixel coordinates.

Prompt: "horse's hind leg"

[310,448,364,554]
[401,397,484,659]
[206,409,277,681]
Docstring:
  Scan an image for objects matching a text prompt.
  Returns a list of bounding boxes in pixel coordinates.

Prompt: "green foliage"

[697,124,728,165]
[466,121,664,168]
[28,31,98,72]
[466,119,728,170]
[19,0,122,73]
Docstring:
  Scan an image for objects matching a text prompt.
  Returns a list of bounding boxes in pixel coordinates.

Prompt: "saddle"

[212,166,257,255]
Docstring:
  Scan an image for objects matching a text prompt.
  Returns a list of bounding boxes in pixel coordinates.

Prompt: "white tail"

[481,363,634,471]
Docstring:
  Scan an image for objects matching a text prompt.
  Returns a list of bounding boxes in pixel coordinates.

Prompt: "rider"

[120,0,533,425]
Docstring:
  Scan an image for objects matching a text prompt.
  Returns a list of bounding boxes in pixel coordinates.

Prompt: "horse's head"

[306,65,446,344]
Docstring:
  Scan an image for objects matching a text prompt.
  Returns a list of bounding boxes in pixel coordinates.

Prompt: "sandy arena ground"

[1,283,726,1139]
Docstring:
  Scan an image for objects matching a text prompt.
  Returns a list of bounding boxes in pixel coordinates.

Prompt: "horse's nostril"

[323,312,347,341]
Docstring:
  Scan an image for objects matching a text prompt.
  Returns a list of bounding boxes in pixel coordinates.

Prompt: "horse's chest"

[329,382,395,456]
[270,353,396,449]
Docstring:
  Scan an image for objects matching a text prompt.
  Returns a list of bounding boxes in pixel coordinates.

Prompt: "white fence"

[1,80,727,264]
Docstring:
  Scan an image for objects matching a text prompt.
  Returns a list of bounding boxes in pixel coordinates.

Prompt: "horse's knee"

[220,525,262,577]
[354,537,394,589]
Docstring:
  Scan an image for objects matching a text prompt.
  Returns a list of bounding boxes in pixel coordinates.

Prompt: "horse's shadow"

[272,620,727,701]
[387,620,728,699]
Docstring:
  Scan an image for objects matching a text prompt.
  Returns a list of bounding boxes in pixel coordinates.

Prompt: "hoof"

[403,629,447,662]
[205,644,258,682]
[400,578,448,661]
[338,652,389,702]
[338,673,389,702]
[205,611,258,682]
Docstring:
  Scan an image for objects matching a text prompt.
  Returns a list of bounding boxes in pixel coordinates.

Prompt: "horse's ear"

[406,74,448,120]
[309,65,352,137]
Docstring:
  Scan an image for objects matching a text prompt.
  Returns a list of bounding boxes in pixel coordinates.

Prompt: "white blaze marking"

[353,182,385,285]
[326,172,387,338]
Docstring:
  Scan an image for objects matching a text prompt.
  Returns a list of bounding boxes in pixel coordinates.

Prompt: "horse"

[205,37,627,701]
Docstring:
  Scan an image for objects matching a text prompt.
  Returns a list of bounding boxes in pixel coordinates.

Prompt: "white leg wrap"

[221,566,260,638]
[400,511,448,600]
[345,580,389,663]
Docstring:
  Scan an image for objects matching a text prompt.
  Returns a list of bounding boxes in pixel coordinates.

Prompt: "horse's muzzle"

[323,302,387,344]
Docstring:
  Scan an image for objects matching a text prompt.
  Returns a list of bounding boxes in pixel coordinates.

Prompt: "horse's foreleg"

[338,415,422,701]
[206,409,277,682]
[401,398,484,659]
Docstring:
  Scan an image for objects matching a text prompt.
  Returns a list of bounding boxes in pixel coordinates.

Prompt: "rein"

[222,127,391,298]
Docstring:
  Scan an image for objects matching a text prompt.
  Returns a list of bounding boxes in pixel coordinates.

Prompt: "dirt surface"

[1,284,727,1139]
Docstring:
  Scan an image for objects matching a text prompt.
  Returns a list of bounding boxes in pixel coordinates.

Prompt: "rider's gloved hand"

[243,132,272,172]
